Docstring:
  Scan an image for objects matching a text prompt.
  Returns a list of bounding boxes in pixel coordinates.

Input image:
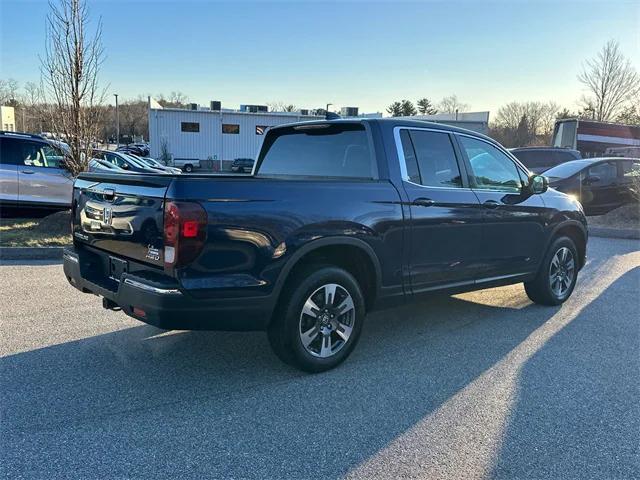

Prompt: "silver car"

[0,132,73,209]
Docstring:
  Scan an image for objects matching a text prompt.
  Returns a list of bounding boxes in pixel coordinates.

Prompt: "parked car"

[130,155,182,174]
[64,118,587,372]
[509,147,582,173]
[92,149,164,174]
[545,157,640,215]
[88,158,127,173]
[231,158,255,173]
[172,158,200,173]
[116,143,150,157]
[0,130,73,209]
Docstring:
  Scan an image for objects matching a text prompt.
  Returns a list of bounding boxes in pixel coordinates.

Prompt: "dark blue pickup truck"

[64,118,587,371]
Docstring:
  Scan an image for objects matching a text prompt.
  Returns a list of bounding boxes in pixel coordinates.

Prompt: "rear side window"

[402,130,463,188]
[257,124,375,178]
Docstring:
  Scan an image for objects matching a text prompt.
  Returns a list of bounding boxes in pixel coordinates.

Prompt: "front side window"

[459,136,522,192]
[222,124,240,134]
[586,162,617,184]
[7,140,58,168]
[258,123,375,178]
[404,130,462,188]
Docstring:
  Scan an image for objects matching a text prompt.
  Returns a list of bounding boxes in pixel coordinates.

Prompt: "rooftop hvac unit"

[210,101,221,111]
[340,107,359,117]
[189,103,198,110]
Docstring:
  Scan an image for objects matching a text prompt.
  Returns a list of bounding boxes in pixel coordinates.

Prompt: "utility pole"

[114,93,119,147]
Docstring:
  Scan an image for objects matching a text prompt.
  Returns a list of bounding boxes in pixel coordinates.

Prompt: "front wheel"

[268,265,365,372]
[525,236,579,306]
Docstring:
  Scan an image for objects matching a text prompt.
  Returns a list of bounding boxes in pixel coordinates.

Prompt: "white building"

[1,106,16,132]
[148,100,323,169]
[398,111,490,135]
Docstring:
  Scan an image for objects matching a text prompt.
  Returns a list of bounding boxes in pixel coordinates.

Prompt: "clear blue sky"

[1,0,638,114]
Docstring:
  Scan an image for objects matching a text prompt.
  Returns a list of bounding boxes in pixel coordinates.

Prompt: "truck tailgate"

[72,173,173,268]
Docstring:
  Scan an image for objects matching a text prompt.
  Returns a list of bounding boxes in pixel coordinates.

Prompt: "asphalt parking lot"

[1,237,639,479]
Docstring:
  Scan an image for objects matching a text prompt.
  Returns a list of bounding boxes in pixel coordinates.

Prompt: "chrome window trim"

[393,126,473,191]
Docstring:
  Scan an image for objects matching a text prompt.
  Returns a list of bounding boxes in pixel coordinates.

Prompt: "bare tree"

[40,0,106,176]
[438,95,469,114]
[494,101,560,145]
[0,78,20,105]
[578,40,640,121]
[267,101,298,113]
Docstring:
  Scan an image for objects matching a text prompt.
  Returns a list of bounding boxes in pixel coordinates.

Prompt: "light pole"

[114,93,119,147]
[326,103,332,115]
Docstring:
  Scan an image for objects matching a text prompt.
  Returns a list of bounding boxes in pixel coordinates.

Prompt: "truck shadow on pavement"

[3,286,562,478]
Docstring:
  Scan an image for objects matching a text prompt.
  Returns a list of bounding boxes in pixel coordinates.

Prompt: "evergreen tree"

[400,99,417,116]
[416,98,438,115]
[386,101,404,117]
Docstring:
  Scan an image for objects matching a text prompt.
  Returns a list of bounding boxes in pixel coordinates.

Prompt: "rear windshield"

[257,123,376,178]
[544,160,593,178]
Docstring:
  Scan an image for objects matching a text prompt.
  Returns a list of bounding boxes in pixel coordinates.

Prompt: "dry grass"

[589,203,640,230]
[0,211,72,247]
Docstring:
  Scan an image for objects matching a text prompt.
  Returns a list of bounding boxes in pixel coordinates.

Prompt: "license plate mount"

[109,257,128,282]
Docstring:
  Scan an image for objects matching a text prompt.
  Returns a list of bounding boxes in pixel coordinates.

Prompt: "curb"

[589,227,640,240]
[0,247,65,261]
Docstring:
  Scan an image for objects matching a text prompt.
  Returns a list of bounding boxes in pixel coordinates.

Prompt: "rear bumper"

[63,247,274,331]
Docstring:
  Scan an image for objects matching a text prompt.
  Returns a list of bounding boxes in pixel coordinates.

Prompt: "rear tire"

[268,265,365,372]
[183,164,193,173]
[525,236,579,306]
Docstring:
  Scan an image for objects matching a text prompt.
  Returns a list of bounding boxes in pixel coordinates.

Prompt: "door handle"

[21,170,35,174]
[483,200,500,209]
[412,197,435,207]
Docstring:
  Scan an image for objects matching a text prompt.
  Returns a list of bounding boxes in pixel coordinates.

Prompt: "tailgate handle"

[102,188,115,201]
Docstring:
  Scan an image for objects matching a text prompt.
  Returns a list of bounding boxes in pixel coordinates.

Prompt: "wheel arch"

[272,237,382,314]
[548,220,588,269]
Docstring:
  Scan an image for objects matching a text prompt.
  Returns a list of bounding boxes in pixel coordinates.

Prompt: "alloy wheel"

[298,283,356,358]
[549,247,575,298]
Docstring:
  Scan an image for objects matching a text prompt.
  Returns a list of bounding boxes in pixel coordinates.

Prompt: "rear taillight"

[163,201,207,271]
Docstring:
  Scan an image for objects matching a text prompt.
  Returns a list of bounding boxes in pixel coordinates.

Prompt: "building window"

[181,122,200,133]
[256,125,268,135]
[222,124,240,134]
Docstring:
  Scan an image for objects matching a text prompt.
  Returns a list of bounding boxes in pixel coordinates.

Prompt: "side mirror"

[529,174,548,194]
[583,175,600,185]
[121,163,130,170]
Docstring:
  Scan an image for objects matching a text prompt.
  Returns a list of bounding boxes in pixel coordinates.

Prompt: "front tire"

[525,236,579,306]
[268,265,365,372]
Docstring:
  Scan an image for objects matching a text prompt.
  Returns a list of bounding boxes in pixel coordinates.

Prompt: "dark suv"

[231,158,255,173]
[510,147,581,173]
